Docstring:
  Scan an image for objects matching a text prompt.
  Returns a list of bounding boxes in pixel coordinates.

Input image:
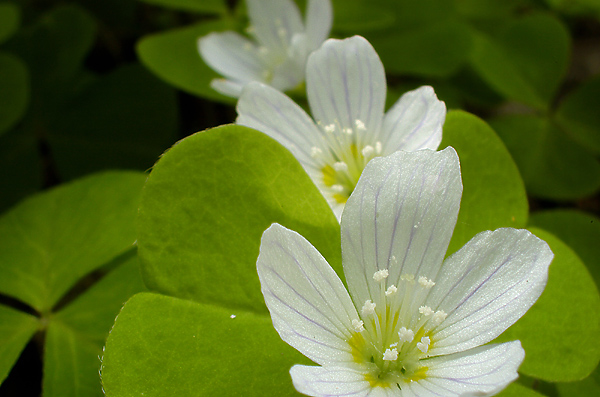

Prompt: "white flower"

[257,147,553,397]
[198,0,332,97]
[237,36,446,219]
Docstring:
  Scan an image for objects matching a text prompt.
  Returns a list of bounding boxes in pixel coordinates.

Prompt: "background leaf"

[0,52,29,135]
[0,171,145,312]
[496,227,600,381]
[137,0,227,14]
[490,115,600,200]
[0,2,19,44]
[137,124,341,313]
[0,305,39,384]
[440,110,529,255]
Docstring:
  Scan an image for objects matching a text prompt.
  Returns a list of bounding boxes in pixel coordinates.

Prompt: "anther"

[331,184,344,193]
[352,319,365,332]
[333,161,348,172]
[383,348,398,361]
[431,310,447,326]
[343,127,353,135]
[398,327,414,343]
[400,274,415,283]
[324,124,336,133]
[375,141,382,154]
[373,269,389,282]
[385,285,398,296]
[361,145,374,157]
[416,336,431,353]
[310,147,322,158]
[355,119,366,130]
[361,300,376,315]
[419,306,434,316]
[418,276,435,289]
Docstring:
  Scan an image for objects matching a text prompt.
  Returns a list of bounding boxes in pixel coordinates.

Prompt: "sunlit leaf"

[137,124,340,312]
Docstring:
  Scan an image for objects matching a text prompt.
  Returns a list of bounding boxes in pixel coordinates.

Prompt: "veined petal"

[271,33,308,92]
[381,86,446,154]
[406,342,524,397]
[257,224,359,366]
[237,82,325,171]
[306,36,386,141]
[341,148,462,311]
[427,229,553,356]
[290,365,371,397]
[199,32,267,84]
[246,0,303,55]
[305,0,333,51]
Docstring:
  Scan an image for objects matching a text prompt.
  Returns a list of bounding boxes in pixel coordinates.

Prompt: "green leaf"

[440,110,528,256]
[490,115,600,199]
[557,367,600,396]
[47,64,178,179]
[43,254,146,397]
[6,5,96,111]
[545,0,600,18]
[137,0,227,14]
[529,209,600,288]
[469,14,570,110]
[0,304,39,384]
[331,1,395,33]
[0,52,29,135]
[496,228,600,381]
[0,171,146,312]
[101,292,307,396]
[137,124,341,312]
[455,0,532,19]
[136,20,234,103]
[555,75,600,155]
[0,2,19,44]
[496,383,545,397]
[369,19,472,78]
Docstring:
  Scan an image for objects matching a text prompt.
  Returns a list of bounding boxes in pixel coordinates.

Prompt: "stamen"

[310,147,322,158]
[324,124,336,133]
[362,145,374,157]
[343,127,353,135]
[373,269,389,282]
[431,310,447,326]
[352,319,365,332]
[383,348,398,361]
[400,274,415,283]
[333,161,348,172]
[385,285,398,296]
[418,276,435,289]
[331,184,344,193]
[375,141,382,154]
[417,336,431,353]
[398,327,414,343]
[419,306,434,316]
[361,300,376,315]
[355,119,366,130]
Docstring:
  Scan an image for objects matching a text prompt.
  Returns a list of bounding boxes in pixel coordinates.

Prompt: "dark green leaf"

[490,115,600,199]
[137,0,227,14]
[0,2,19,44]
[101,292,307,396]
[0,52,29,135]
[440,111,528,256]
[137,20,235,103]
[48,64,178,179]
[496,228,600,381]
[137,124,340,313]
[555,75,600,155]
[0,171,146,312]
[529,209,600,288]
[0,304,39,384]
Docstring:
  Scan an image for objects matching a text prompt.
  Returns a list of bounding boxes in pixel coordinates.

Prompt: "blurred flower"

[257,147,553,397]
[237,36,445,219]
[198,0,332,97]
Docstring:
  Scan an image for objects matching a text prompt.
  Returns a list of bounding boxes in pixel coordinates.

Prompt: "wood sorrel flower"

[198,0,332,97]
[257,147,553,396]
[237,36,446,219]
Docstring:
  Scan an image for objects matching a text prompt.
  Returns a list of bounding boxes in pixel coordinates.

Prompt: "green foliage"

[0,172,147,395]
[137,0,227,14]
[137,124,341,310]
[0,3,19,44]
[0,53,28,135]
[496,228,600,381]
[440,111,528,255]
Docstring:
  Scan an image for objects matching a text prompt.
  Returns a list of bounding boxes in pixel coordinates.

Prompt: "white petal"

[246,0,303,55]
[306,36,386,141]
[237,82,324,172]
[198,32,267,85]
[270,33,308,91]
[290,365,371,397]
[209,78,243,97]
[257,224,359,366]
[305,0,333,51]
[408,342,524,397]
[341,148,462,310]
[381,86,446,153]
[427,228,553,356]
